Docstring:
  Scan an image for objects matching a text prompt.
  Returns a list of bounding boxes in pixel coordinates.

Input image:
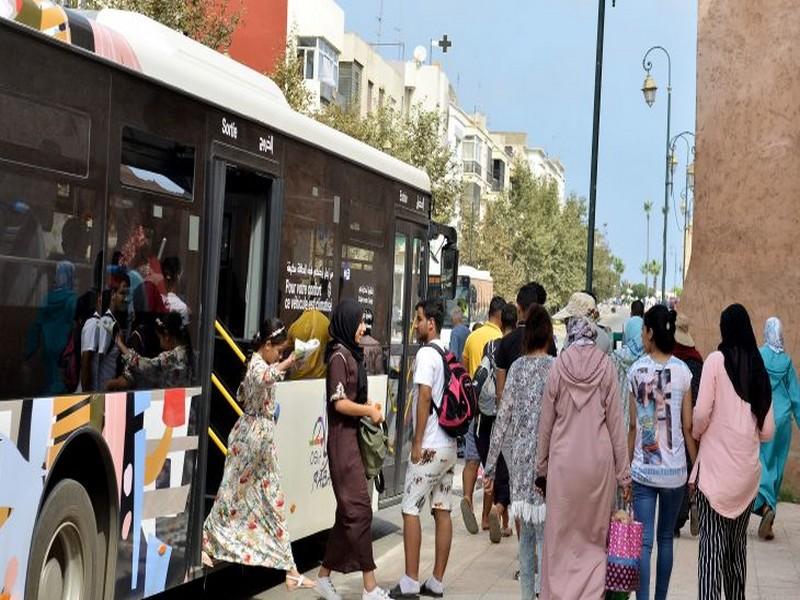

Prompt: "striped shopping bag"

[605,507,643,594]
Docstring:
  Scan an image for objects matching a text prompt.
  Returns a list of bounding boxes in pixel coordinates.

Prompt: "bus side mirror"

[440,244,458,300]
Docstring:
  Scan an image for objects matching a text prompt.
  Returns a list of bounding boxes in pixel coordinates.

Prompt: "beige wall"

[682,0,800,496]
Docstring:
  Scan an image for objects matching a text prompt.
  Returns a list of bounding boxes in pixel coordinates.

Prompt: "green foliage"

[268,29,313,114]
[76,0,243,50]
[630,282,648,299]
[315,103,462,223]
[472,160,623,308]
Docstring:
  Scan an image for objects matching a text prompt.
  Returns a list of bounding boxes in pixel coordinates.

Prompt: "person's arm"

[535,368,558,479]
[411,383,432,464]
[603,363,631,494]
[759,402,775,442]
[328,353,381,422]
[692,353,718,440]
[334,398,382,422]
[787,361,800,429]
[485,375,513,484]
[681,388,698,463]
[495,368,507,408]
[80,351,94,391]
[628,392,637,462]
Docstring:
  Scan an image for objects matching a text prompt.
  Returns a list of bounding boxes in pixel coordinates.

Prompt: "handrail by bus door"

[207,319,248,455]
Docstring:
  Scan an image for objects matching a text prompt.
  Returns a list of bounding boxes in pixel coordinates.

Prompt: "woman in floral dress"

[202,318,315,592]
[484,304,554,599]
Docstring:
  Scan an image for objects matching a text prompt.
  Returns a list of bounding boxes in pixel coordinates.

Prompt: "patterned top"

[122,345,191,389]
[202,353,296,570]
[485,355,554,524]
[627,354,693,488]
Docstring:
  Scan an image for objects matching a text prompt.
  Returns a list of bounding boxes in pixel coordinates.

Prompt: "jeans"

[519,520,544,599]
[632,481,685,600]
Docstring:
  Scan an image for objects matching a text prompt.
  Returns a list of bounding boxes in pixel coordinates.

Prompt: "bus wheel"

[26,479,98,600]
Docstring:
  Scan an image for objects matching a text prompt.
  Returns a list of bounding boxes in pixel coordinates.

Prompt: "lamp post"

[641,46,672,303]
[669,130,695,284]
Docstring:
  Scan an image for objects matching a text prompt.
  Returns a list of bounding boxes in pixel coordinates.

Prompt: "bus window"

[0,170,101,400]
[0,89,90,177]
[98,192,202,392]
[120,126,195,201]
[279,143,338,377]
[339,188,391,348]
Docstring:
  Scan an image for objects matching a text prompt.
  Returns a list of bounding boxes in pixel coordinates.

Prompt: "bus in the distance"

[436,266,494,348]
[0,7,457,600]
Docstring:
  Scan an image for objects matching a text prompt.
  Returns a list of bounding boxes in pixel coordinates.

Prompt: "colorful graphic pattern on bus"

[0,387,201,600]
[2,0,142,71]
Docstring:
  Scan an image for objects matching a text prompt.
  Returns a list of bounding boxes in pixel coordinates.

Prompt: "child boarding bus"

[0,7,457,600]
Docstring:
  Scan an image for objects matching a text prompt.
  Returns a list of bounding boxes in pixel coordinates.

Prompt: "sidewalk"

[254,468,800,599]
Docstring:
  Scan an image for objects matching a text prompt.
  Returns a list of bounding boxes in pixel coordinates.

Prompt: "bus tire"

[25,479,99,600]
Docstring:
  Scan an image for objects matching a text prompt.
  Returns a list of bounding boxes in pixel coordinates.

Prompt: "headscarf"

[718,304,772,430]
[567,316,597,347]
[764,317,784,353]
[54,261,75,290]
[623,316,644,358]
[326,298,367,403]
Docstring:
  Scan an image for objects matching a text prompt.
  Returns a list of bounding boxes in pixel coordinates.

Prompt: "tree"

[472,160,622,307]
[75,0,243,50]
[315,103,462,223]
[631,282,648,299]
[268,29,312,114]
[644,200,653,265]
[648,260,661,295]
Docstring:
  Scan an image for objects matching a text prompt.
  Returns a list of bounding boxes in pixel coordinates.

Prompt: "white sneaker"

[363,586,392,600]
[315,576,343,600]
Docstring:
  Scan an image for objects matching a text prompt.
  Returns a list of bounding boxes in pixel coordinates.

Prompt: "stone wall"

[682,0,800,496]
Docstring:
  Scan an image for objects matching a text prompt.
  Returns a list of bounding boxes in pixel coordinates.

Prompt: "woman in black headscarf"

[689,303,774,598]
[315,299,388,600]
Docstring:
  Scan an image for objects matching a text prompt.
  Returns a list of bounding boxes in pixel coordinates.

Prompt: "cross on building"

[437,34,452,53]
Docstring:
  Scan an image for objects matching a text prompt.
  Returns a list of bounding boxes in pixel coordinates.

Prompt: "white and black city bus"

[0,7,457,600]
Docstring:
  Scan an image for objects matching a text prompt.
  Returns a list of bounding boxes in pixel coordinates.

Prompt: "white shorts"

[401,446,457,516]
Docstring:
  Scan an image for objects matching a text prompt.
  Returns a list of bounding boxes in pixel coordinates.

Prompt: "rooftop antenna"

[376,0,384,44]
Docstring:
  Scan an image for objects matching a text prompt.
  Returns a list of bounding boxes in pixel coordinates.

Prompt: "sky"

[336,0,698,286]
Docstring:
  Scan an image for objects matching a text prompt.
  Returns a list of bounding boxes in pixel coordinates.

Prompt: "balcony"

[462,160,482,176]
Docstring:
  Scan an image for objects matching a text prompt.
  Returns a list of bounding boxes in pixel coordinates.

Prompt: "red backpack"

[424,343,477,438]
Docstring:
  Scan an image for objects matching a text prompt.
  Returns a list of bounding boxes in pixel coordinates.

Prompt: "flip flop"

[460,497,479,534]
[501,527,513,537]
[488,506,501,543]
[286,574,316,591]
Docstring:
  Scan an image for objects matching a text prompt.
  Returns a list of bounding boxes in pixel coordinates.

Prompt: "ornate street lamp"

[670,130,695,285]
[641,45,672,302]
[641,73,658,107]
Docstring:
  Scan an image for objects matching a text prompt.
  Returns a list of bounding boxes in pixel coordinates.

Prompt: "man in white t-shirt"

[390,299,456,600]
[80,275,129,391]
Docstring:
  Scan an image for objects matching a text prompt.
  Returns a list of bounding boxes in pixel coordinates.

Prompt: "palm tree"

[640,262,651,295]
[644,200,653,265]
[649,260,661,295]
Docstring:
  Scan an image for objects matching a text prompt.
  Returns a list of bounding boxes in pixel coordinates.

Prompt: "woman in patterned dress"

[202,318,315,592]
[484,304,554,600]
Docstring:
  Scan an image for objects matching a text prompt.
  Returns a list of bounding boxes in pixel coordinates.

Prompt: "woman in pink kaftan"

[535,314,631,599]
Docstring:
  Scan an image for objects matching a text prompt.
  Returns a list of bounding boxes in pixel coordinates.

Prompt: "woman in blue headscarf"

[754,317,800,540]
[612,314,645,430]
[25,261,77,393]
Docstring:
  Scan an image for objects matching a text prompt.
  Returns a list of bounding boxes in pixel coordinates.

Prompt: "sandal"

[488,506,501,543]
[501,527,513,537]
[286,574,316,591]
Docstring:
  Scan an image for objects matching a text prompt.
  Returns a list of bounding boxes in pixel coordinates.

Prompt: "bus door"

[203,159,277,513]
[381,220,428,502]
